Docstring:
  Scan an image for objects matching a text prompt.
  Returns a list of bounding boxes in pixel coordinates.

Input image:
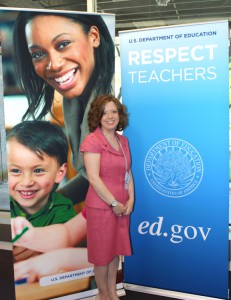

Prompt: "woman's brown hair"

[88,95,128,132]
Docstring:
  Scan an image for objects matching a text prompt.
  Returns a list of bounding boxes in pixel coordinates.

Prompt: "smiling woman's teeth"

[55,69,75,85]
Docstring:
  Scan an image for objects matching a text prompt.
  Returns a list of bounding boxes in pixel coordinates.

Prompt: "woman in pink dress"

[81,94,134,300]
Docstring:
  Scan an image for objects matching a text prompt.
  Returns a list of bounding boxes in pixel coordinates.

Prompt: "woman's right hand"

[112,202,125,216]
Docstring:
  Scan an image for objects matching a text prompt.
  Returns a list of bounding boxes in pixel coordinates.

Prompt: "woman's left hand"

[123,199,134,215]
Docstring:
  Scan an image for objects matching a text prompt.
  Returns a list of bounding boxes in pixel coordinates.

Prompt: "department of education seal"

[144,138,203,198]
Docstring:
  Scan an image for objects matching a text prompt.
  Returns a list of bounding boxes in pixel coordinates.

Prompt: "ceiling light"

[156,0,171,6]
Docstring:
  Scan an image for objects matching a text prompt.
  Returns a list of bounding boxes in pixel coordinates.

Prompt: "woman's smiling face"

[25,15,100,99]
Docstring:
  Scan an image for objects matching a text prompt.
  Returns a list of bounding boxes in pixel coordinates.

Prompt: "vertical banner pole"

[0,52,7,181]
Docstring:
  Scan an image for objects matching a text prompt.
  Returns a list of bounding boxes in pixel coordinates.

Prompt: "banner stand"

[120,19,229,299]
[123,283,226,300]
[49,284,125,300]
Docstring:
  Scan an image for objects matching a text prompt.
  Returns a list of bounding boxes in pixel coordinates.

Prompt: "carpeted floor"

[123,290,175,299]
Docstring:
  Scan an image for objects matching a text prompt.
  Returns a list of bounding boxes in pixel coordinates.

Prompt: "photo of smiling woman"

[13,10,115,206]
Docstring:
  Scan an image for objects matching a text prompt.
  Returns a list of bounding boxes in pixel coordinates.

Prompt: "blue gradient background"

[120,21,229,299]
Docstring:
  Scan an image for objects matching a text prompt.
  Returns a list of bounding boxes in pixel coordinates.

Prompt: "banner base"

[123,283,227,300]
[83,287,126,300]
[51,283,126,300]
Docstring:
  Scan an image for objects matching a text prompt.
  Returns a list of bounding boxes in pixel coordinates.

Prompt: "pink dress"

[80,127,132,265]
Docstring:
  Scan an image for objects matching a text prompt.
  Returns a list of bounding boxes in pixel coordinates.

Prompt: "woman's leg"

[107,256,120,300]
[94,264,110,300]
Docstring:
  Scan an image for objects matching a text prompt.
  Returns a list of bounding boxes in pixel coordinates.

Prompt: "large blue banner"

[120,21,229,299]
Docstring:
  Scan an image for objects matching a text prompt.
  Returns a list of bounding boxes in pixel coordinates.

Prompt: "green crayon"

[12,227,29,244]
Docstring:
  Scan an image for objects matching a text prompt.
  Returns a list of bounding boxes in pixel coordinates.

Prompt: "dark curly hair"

[88,95,128,132]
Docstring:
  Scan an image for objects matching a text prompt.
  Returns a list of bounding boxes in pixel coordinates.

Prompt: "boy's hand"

[14,248,91,283]
[14,250,68,282]
[13,246,41,262]
[11,217,33,246]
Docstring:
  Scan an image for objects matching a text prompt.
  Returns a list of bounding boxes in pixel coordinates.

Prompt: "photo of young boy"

[7,120,77,262]
[9,121,92,299]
